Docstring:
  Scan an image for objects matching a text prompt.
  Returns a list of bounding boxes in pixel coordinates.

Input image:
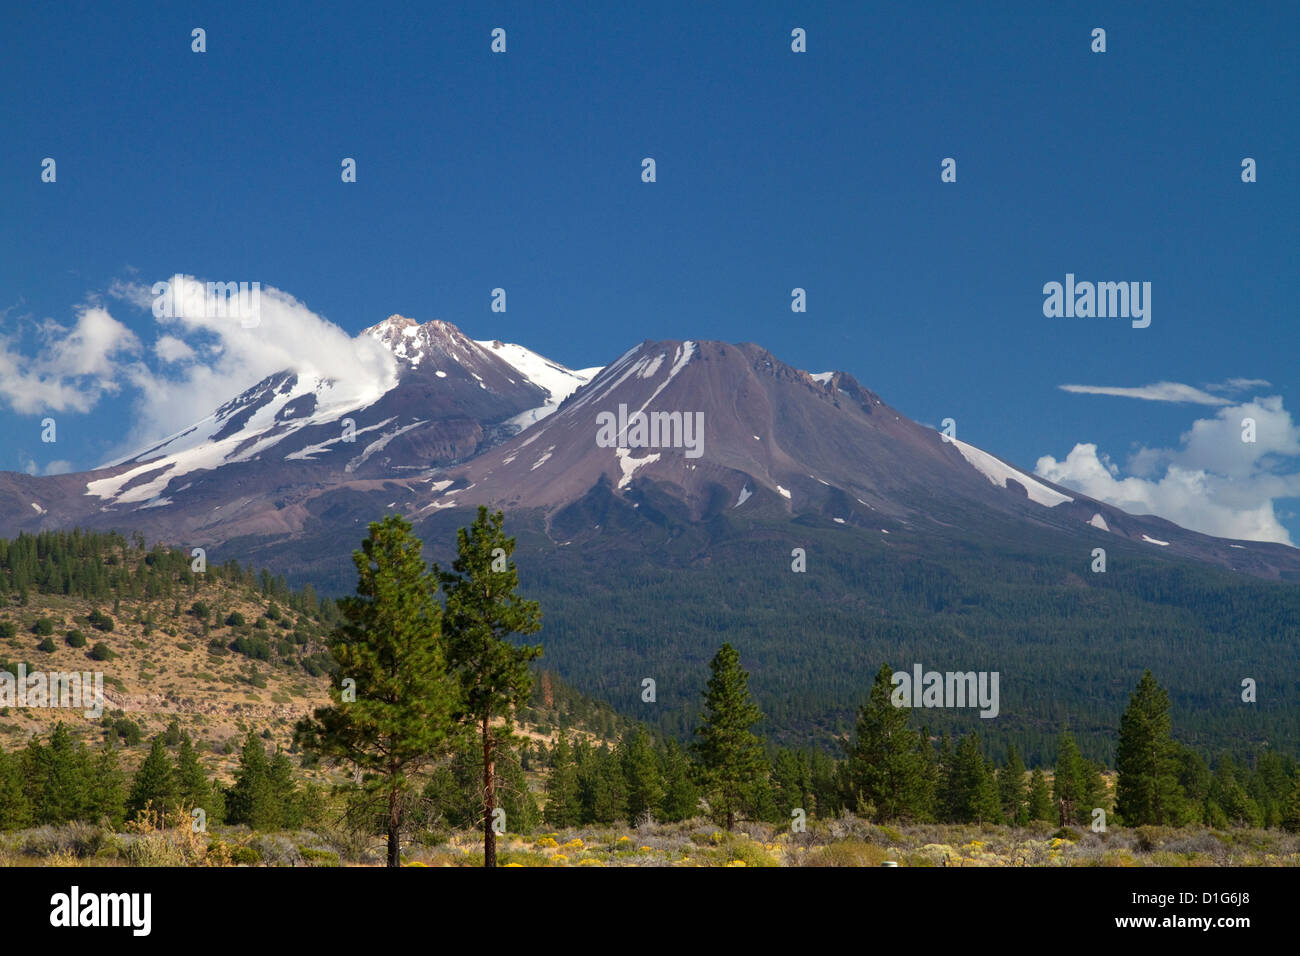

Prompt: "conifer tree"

[174,733,224,824]
[437,507,542,867]
[128,736,177,818]
[620,728,663,825]
[0,750,32,830]
[658,738,700,822]
[297,514,459,866]
[226,732,277,829]
[846,664,933,821]
[1280,776,1300,834]
[27,723,90,824]
[1115,671,1186,826]
[1053,731,1086,826]
[693,643,766,830]
[998,744,1028,825]
[949,733,1001,824]
[1027,768,1054,822]
[88,742,127,827]
[543,734,580,828]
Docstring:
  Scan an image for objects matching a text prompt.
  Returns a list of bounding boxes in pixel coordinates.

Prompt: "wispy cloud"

[1059,381,1226,405]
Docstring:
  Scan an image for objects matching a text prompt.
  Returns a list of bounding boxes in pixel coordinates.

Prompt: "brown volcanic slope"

[389,338,1300,581]
[2,327,1298,583]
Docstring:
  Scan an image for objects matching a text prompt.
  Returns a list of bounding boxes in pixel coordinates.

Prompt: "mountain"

[3,320,1299,759]
[380,336,1299,582]
[0,316,598,544]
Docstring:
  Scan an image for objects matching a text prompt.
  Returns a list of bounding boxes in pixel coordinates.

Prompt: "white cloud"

[105,276,398,459]
[17,453,74,476]
[1059,382,1229,405]
[0,306,141,413]
[1036,397,1300,545]
[154,335,195,364]
[1058,378,1274,406]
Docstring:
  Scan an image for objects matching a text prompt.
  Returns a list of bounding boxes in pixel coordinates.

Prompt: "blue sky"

[2,0,1297,542]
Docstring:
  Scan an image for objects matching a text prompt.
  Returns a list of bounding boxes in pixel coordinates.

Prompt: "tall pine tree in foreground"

[296,514,459,867]
[438,506,542,868]
[846,663,933,821]
[693,643,766,830]
[1115,670,1186,826]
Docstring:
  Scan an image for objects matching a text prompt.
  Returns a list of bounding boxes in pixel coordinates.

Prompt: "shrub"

[89,642,115,661]
[225,611,245,627]
[230,845,261,865]
[87,609,115,632]
[65,629,87,648]
[0,621,16,640]
[32,618,55,636]
[37,637,56,653]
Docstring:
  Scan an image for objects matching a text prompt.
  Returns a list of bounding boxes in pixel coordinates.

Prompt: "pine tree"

[88,742,127,827]
[1053,731,1086,826]
[437,506,542,867]
[296,514,459,866]
[949,733,1001,824]
[845,663,933,821]
[226,732,277,829]
[692,643,766,830]
[620,728,663,825]
[174,733,223,824]
[1115,671,1186,826]
[1280,775,1300,834]
[1027,768,1054,822]
[27,723,90,824]
[658,739,700,822]
[269,749,303,829]
[998,744,1028,825]
[128,736,177,819]
[0,750,32,830]
[771,748,812,822]
[543,734,580,828]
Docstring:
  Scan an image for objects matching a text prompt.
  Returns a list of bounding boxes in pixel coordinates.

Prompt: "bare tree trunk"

[387,782,402,868]
[483,716,496,868]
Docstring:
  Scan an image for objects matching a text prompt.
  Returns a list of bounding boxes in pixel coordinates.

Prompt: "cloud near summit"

[0,279,398,465]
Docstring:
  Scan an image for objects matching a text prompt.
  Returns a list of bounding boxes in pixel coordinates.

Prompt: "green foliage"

[65,629,86,648]
[437,506,542,866]
[543,734,580,828]
[1027,768,1054,822]
[693,643,766,830]
[1115,671,1188,826]
[32,618,55,636]
[127,737,176,818]
[36,636,56,653]
[88,641,114,661]
[296,514,459,866]
[845,664,934,822]
[86,609,114,632]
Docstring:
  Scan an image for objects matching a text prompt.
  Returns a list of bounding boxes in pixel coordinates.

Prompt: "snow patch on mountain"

[1089,513,1109,531]
[949,437,1074,508]
[1142,534,1171,546]
[616,447,659,489]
